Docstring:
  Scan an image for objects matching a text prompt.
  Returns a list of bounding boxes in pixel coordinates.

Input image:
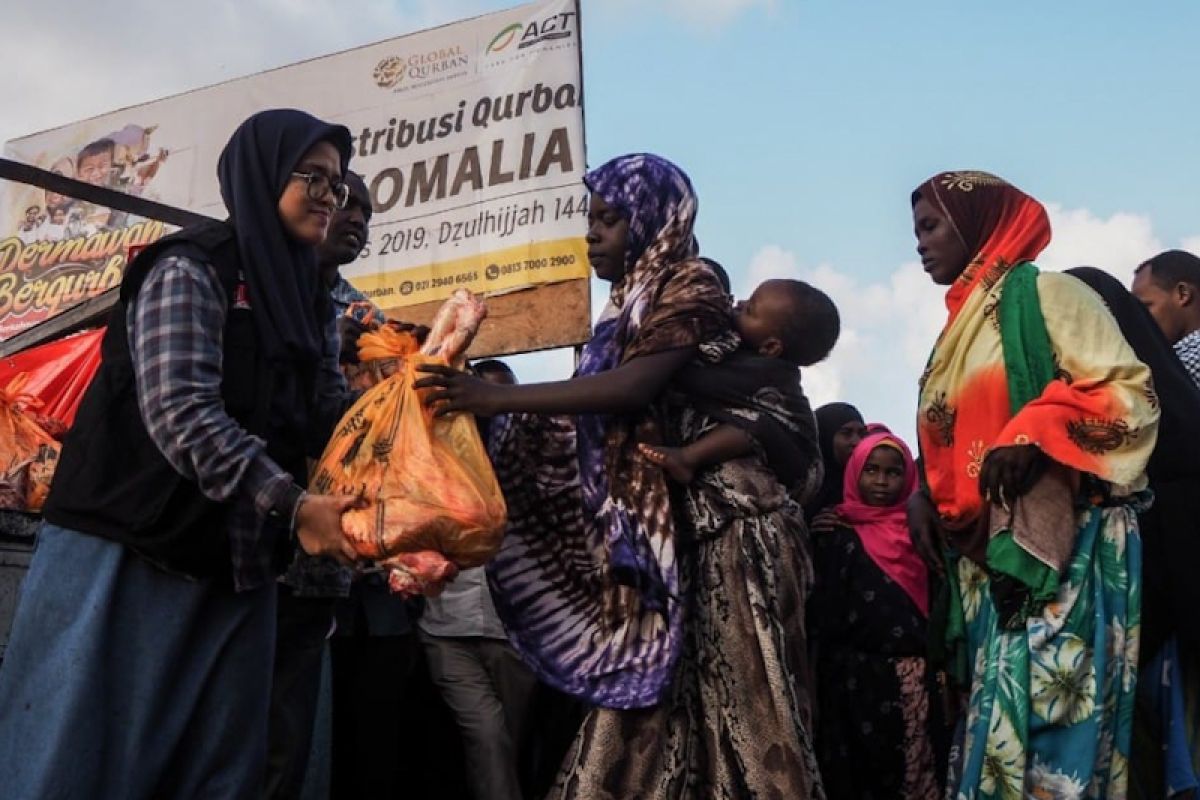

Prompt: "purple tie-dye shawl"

[485,155,730,707]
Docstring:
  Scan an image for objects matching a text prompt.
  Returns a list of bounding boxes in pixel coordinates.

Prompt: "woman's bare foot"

[638,443,696,484]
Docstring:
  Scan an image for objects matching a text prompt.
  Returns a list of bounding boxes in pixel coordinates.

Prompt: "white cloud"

[0,0,779,148]
[738,245,944,445]
[2,0,481,146]
[1,0,772,147]
[1180,236,1200,255]
[1039,203,1162,277]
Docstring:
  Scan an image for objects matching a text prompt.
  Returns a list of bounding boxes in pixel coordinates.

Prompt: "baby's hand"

[638,443,697,485]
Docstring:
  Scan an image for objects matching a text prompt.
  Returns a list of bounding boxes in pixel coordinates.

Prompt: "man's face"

[77,151,113,187]
[1132,267,1190,344]
[318,178,371,267]
[24,207,39,225]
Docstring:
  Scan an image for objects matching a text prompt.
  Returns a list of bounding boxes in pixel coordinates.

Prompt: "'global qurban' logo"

[485,11,576,55]
[373,46,470,91]
[373,56,406,88]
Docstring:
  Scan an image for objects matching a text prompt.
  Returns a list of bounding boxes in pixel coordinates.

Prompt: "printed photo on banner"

[0,124,172,338]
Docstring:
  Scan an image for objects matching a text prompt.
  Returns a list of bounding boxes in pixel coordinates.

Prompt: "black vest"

[43,221,304,581]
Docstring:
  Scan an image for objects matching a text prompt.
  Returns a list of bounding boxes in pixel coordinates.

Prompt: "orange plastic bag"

[0,374,62,512]
[311,291,507,595]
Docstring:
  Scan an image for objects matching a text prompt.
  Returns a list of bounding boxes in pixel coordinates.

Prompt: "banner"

[0,0,587,339]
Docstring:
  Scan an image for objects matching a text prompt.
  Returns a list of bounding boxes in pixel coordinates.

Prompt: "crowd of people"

[0,106,1196,800]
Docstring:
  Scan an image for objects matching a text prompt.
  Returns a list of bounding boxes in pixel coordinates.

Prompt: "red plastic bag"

[0,374,62,512]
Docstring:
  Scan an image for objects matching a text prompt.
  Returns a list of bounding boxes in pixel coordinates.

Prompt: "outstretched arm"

[415,346,696,417]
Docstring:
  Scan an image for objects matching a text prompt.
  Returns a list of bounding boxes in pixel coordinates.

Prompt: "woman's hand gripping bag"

[0,374,62,512]
[311,290,507,596]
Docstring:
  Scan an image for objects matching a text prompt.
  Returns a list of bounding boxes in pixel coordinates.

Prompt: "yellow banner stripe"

[348,237,589,307]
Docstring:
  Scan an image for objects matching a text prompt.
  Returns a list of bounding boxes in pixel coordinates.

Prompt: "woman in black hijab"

[0,109,360,799]
[805,402,868,523]
[1067,266,1200,797]
[1066,267,1200,658]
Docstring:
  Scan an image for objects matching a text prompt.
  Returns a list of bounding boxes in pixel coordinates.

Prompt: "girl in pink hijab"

[810,431,943,799]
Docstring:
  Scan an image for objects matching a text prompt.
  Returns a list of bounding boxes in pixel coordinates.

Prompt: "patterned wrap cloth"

[544,157,826,798]
[917,171,1157,533]
[914,171,1160,799]
[484,155,825,797]
[485,154,729,708]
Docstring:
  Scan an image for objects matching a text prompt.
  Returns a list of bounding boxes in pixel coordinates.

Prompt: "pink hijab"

[835,431,929,616]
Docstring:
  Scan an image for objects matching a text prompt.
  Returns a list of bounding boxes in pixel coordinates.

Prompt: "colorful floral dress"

[947,497,1143,800]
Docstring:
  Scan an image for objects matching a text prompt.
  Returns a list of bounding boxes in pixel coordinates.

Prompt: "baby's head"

[735,278,839,366]
[472,359,517,387]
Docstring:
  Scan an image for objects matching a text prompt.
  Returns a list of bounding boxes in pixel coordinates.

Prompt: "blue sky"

[581,0,1200,274]
[5,0,1198,442]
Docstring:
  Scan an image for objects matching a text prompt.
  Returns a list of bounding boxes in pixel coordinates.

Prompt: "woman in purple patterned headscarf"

[418,153,825,799]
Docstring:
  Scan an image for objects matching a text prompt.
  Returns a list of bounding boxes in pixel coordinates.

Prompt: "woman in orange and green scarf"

[907,171,1159,798]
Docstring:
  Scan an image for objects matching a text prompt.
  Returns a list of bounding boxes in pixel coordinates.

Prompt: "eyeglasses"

[291,171,350,209]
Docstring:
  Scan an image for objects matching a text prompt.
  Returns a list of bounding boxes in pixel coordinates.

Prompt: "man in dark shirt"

[265,171,384,798]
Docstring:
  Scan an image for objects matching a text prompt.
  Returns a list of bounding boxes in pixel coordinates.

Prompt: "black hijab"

[805,402,864,518]
[1065,267,1200,484]
[216,109,352,435]
[1067,266,1200,658]
[217,109,352,367]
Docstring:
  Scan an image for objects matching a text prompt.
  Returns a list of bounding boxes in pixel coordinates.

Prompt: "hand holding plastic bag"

[311,290,507,595]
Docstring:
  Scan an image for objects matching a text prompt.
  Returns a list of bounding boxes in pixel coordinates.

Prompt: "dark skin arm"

[978,444,1049,507]
[678,424,754,467]
[906,491,945,576]
[639,424,754,484]
[809,507,842,535]
[907,444,1050,575]
[414,347,697,417]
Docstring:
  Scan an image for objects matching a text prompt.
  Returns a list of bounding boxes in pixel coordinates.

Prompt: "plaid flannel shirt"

[278,274,386,597]
[1174,329,1200,391]
[128,254,349,592]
